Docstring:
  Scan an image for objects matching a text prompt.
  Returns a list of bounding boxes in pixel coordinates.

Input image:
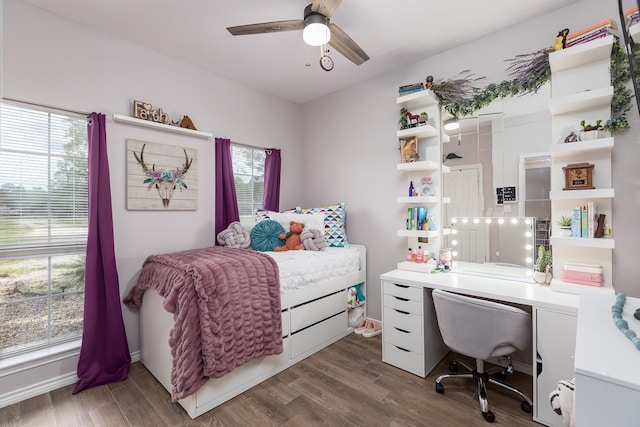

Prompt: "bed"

[131,244,366,419]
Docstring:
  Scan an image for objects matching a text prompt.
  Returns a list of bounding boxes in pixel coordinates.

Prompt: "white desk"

[574,293,640,426]
[380,269,582,427]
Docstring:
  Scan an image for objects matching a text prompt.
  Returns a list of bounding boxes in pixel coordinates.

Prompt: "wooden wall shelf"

[112,114,213,139]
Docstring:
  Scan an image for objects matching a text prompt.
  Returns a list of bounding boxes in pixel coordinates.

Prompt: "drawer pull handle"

[394,327,410,334]
[394,309,409,315]
[394,345,410,352]
[393,283,410,289]
[394,296,409,302]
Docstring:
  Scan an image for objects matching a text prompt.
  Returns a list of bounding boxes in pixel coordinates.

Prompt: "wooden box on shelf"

[562,162,594,190]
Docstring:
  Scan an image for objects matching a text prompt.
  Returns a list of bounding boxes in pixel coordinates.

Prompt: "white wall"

[2,0,302,400]
[301,0,640,321]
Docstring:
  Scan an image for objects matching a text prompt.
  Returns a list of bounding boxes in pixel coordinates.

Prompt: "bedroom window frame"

[231,143,265,224]
[0,101,88,359]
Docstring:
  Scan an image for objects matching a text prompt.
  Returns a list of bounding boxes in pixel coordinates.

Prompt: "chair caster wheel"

[435,382,444,394]
[521,401,533,413]
[482,410,495,422]
[448,361,458,372]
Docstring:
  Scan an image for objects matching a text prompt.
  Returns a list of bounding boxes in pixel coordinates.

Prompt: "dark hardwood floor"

[0,334,538,426]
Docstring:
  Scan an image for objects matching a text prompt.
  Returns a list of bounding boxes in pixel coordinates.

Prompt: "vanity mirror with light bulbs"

[441,89,552,280]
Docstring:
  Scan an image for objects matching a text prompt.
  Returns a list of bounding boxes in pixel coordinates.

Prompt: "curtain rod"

[231,141,277,152]
[2,97,91,117]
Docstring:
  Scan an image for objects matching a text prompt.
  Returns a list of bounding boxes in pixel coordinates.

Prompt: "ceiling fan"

[226,0,369,69]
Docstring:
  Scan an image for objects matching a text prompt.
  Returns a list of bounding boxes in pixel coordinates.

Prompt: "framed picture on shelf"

[400,136,419,163]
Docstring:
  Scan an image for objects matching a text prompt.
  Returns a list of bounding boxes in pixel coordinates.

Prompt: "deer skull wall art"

[132,143,193,209]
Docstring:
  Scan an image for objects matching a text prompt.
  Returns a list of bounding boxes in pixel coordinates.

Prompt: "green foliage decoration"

[432,40,631,133]
[536,245,552,273]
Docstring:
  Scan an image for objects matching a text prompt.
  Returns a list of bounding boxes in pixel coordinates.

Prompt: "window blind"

[231,144,265,219]
[0,103,88,256]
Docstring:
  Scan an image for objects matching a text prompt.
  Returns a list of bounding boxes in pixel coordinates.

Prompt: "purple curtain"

[262,149,281,212]
[215,137,239,238]
[73,113,130,394]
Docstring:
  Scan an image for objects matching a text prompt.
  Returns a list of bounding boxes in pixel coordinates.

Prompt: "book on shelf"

[587,202,596,238]
[399,82,424,91]
[564,261,604,274]
[399,87,425,96]
[406,207,428,231]
[566,18,618,41]
[571,206,581,238]
[626,5,639,26]
[559,270,603,286]
[581,205,588,238]
[566,27,618,47]
[398,83,424,96]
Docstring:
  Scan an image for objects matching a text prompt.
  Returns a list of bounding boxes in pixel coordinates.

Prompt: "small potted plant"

[534,245,552,286]
[579,119,603,140]
[558,214,572,237]
[418,112,429,124]
[398,107,409,130]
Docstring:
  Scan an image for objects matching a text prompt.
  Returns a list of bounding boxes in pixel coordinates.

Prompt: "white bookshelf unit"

[395,90,449,271]
[548,35,616,294]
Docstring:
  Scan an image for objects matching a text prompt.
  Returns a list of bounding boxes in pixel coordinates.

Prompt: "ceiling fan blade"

[311,0,342,18]
[227,20,304,36]
[328,23,369,66]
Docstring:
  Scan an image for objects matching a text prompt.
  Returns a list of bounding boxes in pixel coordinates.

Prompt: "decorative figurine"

[405,110,420,127]
[553,28,569,51]
[564,132,578,143]
[425,75,434,90]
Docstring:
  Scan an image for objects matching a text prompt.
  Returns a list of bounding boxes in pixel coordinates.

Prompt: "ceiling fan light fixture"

[303,14,330,46]
[444,117,460,131]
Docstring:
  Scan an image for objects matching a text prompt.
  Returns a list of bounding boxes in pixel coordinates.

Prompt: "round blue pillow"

[250,220,285,252]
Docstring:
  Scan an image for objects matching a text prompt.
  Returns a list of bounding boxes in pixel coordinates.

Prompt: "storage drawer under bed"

[290,289,347,332]
[290,311,348,359]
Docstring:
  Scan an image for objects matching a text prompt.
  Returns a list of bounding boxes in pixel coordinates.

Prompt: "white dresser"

[381,280,448,377]
[574,292,640,426]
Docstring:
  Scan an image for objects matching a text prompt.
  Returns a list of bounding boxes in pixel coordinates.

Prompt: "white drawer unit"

[382,280,426,376]
[383,281,423,300]
[381,280,448,378]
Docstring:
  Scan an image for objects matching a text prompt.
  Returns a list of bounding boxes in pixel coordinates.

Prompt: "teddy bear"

[274,221,305,252]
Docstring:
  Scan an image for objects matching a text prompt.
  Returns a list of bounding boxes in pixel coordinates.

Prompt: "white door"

[444,166,481,222]
[444,166,486,262]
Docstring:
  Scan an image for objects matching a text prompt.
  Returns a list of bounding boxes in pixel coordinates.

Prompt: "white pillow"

[268,212,325,233]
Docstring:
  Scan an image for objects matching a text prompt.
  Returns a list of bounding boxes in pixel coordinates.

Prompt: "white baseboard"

[0,371,78,408]
[0,350,141,409]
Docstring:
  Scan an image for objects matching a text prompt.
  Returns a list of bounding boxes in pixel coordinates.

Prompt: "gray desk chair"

[432,289,533,423]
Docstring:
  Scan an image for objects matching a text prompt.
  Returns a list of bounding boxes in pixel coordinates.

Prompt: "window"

[0,102,88,357]
[232,144,265,223]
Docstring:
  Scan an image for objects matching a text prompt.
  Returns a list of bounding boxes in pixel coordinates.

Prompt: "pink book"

[560,270,603,287]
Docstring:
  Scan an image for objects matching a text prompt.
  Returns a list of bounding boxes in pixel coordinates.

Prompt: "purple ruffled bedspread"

[124,246,283,401]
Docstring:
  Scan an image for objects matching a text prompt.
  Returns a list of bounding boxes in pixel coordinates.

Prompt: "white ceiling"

[20,0,578,104]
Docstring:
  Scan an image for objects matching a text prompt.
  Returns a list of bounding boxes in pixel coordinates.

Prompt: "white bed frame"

[139,244,366,419]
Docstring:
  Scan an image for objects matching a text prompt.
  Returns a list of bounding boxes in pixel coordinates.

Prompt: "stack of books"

[560,262,604,287]
[571,204,605,238]
[565,18,619,48]
[626,6,640,28]
[398,82,424,97]
[406,207,428,231]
